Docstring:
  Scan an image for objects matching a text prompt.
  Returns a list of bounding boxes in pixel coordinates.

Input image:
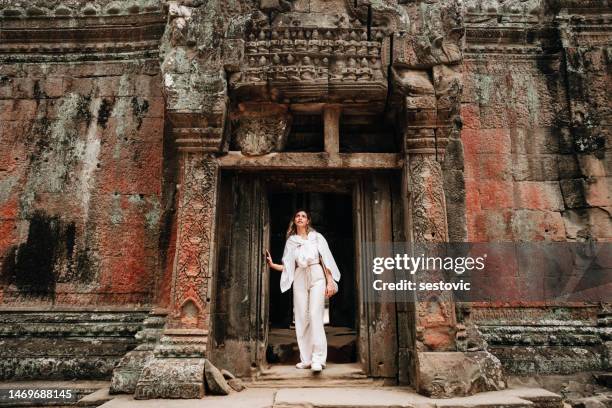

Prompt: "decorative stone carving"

[161,0,253,150]
[131,153,219,399]
[0,0,164,18]
[167,154,218,330]
[408,155,448,242]
[392,0,464,69]
[464,0,543,23]
[230,104,292,155]
[0,0,166,62]
[232,23,389,102]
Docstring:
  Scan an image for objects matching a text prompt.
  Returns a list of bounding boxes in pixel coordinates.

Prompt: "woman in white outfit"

[265,210,341,372]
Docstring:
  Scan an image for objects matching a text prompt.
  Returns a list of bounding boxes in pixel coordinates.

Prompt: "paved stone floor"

[94,387,562,408]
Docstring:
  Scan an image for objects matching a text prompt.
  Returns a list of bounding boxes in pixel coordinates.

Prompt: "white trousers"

[293,264,327,365]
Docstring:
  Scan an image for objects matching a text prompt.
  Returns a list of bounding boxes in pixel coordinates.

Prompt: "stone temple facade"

[0,0,610,401]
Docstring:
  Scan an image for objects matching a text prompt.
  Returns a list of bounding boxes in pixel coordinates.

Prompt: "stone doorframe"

[207,169,404,379]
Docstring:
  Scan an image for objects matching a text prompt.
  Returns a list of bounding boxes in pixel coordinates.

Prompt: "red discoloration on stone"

[1,100,38,121]
[0,219,17,251]
[479,154,512,180]
[0,196,19,222]
[463,150,479,179]
[584,177,610,207]
[460,129,479,155]
[464,179,481,211]
[477,129,512,154]
[0,69,165,307]
[478,181,514,209]
[460,103,481,129]
[469,210,514,242]
[511,210,566,241]
[422,327,455,351]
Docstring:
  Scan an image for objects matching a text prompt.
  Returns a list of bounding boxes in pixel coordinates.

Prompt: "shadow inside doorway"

[266,192,357,365]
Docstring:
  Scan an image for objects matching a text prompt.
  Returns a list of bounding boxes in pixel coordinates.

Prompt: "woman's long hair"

[286,209,313,239]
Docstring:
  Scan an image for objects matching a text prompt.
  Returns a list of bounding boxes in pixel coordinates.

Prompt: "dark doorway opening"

[266,191,357,365]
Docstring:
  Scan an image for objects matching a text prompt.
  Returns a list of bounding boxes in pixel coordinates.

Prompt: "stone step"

[246,378,384,388]
[248,362,376,388]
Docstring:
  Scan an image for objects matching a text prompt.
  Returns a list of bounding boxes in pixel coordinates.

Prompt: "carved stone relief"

[168,153,219,330]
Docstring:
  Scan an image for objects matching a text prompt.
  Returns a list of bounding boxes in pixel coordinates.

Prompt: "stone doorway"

[266,191,357,366]
[210,171,403,382]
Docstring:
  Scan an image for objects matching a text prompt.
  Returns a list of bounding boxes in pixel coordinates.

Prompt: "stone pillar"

[133,147,220,399]
[323,104,342,156]
[400,69,456,352]
[398,66,506,398]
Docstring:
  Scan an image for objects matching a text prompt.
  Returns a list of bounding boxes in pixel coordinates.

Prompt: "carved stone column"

[399,67,456,352]
[133,147,219,399]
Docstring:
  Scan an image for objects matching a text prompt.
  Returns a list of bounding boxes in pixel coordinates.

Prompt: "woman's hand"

[325,279,338,298]
[265,250,273,267]
[265,250,284,272]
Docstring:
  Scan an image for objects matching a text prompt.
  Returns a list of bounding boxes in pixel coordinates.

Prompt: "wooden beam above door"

[217,152,403,170]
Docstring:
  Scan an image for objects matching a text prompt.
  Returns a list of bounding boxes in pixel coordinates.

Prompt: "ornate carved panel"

[168,153,219,331]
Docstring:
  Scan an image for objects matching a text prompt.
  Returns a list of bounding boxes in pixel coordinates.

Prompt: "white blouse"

[280,231,341,293]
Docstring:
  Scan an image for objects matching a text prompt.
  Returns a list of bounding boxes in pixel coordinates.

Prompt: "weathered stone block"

[560,179,588,208]
[109,350,154,394]
[512,154,560,182]
[511,210,566,241]
[511,128,560,155]
[417,351,506,398]
[479,154,512,181]
[204,359,232,396]
[584,177,610,207]
[227,378,246,392]
[460,103,481,129]
[478,129,512,154]
[478,180,514,209]
[515,181,564,211]
[134,358,206,399]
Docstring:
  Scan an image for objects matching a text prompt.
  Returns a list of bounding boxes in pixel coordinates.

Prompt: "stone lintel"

[217,152,402,170]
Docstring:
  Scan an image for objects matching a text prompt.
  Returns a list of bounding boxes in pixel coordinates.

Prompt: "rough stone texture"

[0,0,167,323]
[134,358,206,399]
[109,312,165,394]
[462,1,611,246]
[417,351,507,399]
[227,378,246,392]
[204,359,232,396]
[460,0,611,380]
[0,0,610,401]
[0,311,146,380]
